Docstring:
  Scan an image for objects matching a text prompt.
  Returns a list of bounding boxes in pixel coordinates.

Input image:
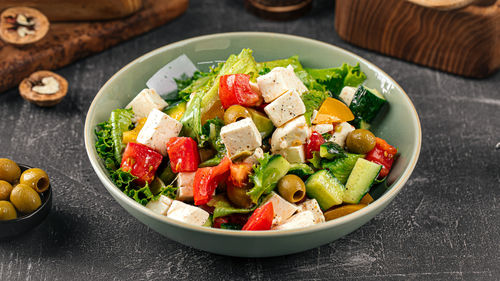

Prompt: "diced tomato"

[228,163,253,187]
[213,213,249,229]
[212,217,229,228]
[193,157,231,205]
[365,137,398,179]
[219,74,262,109]
[166,137,200,173]
[242,202,274,231]
[306,131,326,159]
[120,142,163,185]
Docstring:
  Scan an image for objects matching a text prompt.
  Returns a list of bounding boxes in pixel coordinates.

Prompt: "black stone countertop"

[0,1,499,280]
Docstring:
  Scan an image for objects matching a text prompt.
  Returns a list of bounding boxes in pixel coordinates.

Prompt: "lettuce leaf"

[305,63,366,97]
[301,90,329,125]
[210,195,257,218]
[199,117,227,167]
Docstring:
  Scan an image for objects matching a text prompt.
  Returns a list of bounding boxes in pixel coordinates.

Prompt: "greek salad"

[95,49,397,231]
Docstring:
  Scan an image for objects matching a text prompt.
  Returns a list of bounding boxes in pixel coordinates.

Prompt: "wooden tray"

[335,0,500,78]
[0,0,188,93]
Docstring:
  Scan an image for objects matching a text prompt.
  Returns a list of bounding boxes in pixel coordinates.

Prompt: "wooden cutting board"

[335,0,500,78]
[0,0,188,93]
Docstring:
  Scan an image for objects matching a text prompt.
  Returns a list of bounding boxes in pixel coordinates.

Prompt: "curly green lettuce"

[301,90,329,125]
[306,63,366,97]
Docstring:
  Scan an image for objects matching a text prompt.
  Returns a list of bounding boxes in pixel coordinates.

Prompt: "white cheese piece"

[256,65,308,103]
[276,145,305,164]
[220,118,262,157]
[136,108,182,155]
[273,211,316,230]
[339,86,357,106]
[311,124,334,135]
[271,116,309,152]
[126,88,168,120]
[264,89,306,127]
[166,200,209,226]
[243,147,264,165]
[146,195,173,216]
[176,172,196,202]
[263,192,298,227]
[146,54,198,99]
[298,199,325,224]
[329,122,355,148]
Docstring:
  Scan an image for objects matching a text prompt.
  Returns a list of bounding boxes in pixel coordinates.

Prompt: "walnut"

[19,71,68,107]
[0,7,49,45]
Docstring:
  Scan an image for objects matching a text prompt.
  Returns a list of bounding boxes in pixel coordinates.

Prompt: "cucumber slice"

[343,158,382,204]
[319,142,346,160]
[305,170,345,210]
[288,163,314,179]
[349,85,386,123]
[322,153,364,184]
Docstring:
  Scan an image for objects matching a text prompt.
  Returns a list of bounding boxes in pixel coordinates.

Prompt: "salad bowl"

[84,32,421,257]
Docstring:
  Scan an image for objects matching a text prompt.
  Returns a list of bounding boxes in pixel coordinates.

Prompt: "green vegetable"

[301,90,329,125]
[203,215,213,227]
[157,164,176,185]
[198,117,226,166]
[110,109,134,163]
[287,163,315,179]
[322,153,364,184]
[306,63,366,97]
[343,158,382,204]
[247,108,274,139]
[307,151,322,170]
[174,70,211,100]
[319,142,346,160]
[349,85,387,123]
[305,169,345,210]
[95,120,117,171]
[163,100,186,117]
[211,195,257,218]
[220,223,242,230]
[248,153,290,203]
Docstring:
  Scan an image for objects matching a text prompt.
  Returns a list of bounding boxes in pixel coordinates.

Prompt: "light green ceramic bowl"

[84,32,421,257]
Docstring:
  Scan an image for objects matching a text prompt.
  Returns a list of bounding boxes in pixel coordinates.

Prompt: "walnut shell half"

[0,7,50,45]
[19,71,68,107]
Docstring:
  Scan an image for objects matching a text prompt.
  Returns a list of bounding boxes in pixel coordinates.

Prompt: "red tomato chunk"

[120,142,163,185]
[218,74,262,109]
[166,137,200,173]
[365,137,397,179]
[242,202,274,231]
[193,157,232,206]
[306,131,326,159]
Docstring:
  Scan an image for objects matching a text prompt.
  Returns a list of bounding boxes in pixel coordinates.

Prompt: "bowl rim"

[0,163,52,225]
[84,31,422,237]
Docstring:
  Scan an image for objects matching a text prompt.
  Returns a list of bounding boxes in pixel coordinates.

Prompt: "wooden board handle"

[0,0,143,21]
[405,0,496,10]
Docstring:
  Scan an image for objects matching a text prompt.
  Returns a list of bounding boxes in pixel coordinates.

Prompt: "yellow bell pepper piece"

[313,97,354,124]
[122,117,147,144]
[166,102,187,121]
[324,204,367,221]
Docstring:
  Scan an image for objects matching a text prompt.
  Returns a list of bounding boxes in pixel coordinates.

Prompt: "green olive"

[0,180,13,200]
[0,158,21,184]
[0,201,17,220]
[10,184,41,214]
[346,129,376,154]
[223,105,251,124]
[227,184,253,209]
[20,168,50,193]
[277,174,306,203]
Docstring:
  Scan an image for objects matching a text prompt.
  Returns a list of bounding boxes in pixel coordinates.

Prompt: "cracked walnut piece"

[19,71,68,107]
[0,7,49,45]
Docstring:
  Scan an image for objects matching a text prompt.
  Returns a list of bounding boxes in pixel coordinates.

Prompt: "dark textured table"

[1,1,499,280]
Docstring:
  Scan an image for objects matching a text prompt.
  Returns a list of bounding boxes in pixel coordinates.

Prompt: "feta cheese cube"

[257,65,308,103]
[146,195,173,216]
[276,145,305,164]
[126,88,168,120]
[264,89,306,127]
[136,109,182,155]
[271,116,309,152]
[329,122,355,147]
[298,199,325,224]
[339,86,357,106]
[263,192,298,227]
[167,200,209,226]
[243,147,264,165]
[273,211,316,230]
[220,118,262,157]
[176,172,196,202]
[311,124,334,135]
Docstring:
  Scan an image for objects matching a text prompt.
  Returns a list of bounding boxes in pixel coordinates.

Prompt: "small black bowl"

[0,164,52,240]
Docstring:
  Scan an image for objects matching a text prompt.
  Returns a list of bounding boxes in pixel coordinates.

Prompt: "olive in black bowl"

[0,164,52,240]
